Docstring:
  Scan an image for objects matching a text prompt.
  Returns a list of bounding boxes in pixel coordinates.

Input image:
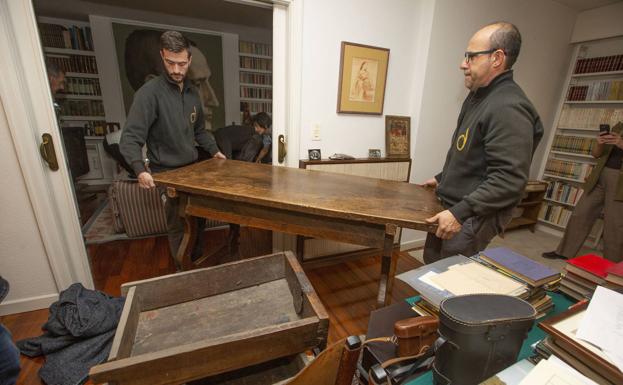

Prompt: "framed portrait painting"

[337,42,390,115]
[385,115,410,158]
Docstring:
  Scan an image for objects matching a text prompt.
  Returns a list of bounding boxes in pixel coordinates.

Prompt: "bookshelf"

[38,17,115,185]
[538,37,623,242]
[39,17,105,130]
[238,40,272,122]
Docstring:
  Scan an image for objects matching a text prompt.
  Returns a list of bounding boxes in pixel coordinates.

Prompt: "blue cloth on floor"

[16,283,124,385]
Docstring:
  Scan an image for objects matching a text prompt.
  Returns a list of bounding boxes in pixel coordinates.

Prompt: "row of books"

[551,134,594,155]
[81,121,120,137]
[573,54,623,74]
[544,159,594,181]
[240,86,272,100]
[46,55,98,74]
[545,180,584,205]
[39,23,94,51]
[62,77,101,96]
[240,56,272,71]
[240,101,272,114]
[539,203,572,227]
[239,41,272,56]
[57,99,104,117]
[398,248,560,320]
[240,72,272,85]
[558,106,623,129]
[545,181,584,206]
[567,80,623,101]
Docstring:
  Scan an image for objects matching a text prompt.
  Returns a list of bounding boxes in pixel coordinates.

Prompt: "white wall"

[404,0,578,245]
[571,2,623,43]
[0,101,59,316]
[299,0,427,159]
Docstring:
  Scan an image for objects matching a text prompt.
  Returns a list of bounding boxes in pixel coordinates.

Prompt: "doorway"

[3,0,302,306]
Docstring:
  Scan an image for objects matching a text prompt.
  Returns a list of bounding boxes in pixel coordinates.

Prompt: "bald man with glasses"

[421,22,544,263]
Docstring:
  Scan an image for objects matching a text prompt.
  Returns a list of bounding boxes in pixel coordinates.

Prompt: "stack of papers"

[518,356,597,385]
[397,255,528,315]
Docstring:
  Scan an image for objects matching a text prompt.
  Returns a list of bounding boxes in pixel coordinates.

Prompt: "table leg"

[228,223,241,260]
[376,230,397,308]
[177,215,197,271]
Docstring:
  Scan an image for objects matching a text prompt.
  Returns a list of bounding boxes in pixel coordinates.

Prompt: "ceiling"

[37,0,273,29]
[35,0,622,30]
[553,0,622,11]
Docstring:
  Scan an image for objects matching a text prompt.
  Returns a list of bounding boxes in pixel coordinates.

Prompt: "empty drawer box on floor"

[89,251,329,385]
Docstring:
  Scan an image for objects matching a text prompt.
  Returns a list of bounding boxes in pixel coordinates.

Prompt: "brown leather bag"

[394,316,439,358]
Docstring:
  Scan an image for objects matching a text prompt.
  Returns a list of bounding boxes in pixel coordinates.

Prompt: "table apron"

[184,194,391,249]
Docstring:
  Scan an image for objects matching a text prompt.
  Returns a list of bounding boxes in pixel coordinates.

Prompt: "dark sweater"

[120,75,220,175]
[435,71,544,223]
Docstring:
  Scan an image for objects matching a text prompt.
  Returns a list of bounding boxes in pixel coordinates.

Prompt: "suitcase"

[107,180,167,237]
[433,294,536,385]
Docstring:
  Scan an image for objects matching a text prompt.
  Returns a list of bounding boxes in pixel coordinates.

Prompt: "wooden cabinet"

[506,180,548,233]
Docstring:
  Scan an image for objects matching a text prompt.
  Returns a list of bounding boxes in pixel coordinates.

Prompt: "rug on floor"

[82,200,131,245]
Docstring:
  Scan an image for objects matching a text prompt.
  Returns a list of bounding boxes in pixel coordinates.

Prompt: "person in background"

[47,61,65,97]
[119,30,225,267]
[542,122,623,262]
[214,112,272,163]
[0,276,20,385]
[421,22,543,263]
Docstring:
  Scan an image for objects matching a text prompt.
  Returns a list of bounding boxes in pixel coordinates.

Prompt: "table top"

[154,159,443,231]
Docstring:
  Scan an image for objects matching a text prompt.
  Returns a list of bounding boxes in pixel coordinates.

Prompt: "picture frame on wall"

[385,115,410,158]
[336,41,390,115]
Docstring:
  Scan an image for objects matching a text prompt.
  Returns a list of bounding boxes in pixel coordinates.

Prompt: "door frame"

[0,0,303,289]
[0,0,93,291]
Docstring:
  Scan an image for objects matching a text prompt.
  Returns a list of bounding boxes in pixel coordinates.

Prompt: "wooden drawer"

[89,251,328,385]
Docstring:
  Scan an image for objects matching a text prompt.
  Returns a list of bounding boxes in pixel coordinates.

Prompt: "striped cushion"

[108,180,225,237]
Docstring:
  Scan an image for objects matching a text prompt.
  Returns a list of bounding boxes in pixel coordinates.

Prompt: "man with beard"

[120,30,225,267]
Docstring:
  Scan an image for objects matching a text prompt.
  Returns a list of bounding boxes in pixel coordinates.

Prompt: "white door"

[0,0,93,315]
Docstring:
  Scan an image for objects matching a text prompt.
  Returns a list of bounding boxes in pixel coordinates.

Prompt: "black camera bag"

[432,294,536,385]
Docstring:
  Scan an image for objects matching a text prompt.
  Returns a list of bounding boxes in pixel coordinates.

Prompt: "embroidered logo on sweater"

[190,106,197,124]
[456,127,470,151]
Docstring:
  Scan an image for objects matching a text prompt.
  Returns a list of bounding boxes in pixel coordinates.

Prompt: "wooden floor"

[1,228,420,385]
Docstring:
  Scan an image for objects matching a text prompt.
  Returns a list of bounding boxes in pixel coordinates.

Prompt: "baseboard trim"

[0,293,58,316]
[400,238,425,251]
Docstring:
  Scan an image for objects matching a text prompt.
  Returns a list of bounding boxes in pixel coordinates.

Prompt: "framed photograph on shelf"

[368,149,382,158]
[385,115,410,158]
[337,41,390,115]
[308,149,321,161]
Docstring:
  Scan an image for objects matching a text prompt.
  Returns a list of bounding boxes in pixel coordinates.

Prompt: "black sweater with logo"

[435,71,544,223]
[120,75,220,175]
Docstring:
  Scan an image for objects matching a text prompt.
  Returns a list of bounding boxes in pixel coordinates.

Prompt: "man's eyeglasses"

[463,48,500,63]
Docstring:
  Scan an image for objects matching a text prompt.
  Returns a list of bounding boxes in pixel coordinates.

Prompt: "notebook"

[480,247,560,287]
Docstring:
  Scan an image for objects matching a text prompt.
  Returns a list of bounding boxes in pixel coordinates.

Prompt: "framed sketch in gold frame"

[337,41,390,115]
[385,115,410,158]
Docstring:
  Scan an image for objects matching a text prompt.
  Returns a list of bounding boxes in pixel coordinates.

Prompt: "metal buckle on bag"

[486,323,511,341]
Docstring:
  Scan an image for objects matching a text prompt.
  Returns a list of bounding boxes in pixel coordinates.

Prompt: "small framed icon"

[308,149,322,160]
[368,148,382,158]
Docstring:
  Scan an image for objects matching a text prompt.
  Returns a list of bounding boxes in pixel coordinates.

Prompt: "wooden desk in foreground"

[154,159,442,306]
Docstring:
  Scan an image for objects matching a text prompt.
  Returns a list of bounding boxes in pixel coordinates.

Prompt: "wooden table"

[154,159,442,307]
